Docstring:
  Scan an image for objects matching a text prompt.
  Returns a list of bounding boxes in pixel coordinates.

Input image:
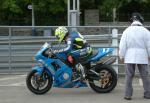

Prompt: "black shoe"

[124,97,132,100]
[144,96,150,99]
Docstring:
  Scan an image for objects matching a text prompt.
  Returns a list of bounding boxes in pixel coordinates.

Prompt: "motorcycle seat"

[90,48,113,62]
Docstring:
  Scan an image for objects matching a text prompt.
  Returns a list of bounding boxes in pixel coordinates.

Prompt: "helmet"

[130,12,144,23]
[55,26,68,43]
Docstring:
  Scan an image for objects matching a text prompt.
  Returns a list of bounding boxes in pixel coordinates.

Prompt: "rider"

[53,26,93,67]
[52,26,93,86]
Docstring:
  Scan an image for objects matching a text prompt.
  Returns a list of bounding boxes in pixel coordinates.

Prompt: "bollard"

[112,28,118,74]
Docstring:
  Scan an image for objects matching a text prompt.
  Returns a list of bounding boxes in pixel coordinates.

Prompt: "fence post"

[112,28,118,74]
[9,27,12,73]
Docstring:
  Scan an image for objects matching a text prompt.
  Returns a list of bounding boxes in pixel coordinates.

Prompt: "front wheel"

[26,70,53,94]
[88,65,117,93]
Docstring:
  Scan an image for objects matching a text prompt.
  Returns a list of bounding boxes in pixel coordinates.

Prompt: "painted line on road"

[0,82,25,87]
[0,85,25,87]
[0,75,26,81]
[118,83,143,86]
[9,82,25,86]
[139,79,143,86]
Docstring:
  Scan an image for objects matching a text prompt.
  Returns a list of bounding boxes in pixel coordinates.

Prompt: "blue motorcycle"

[26,42,117,94]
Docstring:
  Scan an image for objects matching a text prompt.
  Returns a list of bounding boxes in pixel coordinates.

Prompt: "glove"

[51,50,57,54]
[52,49,63,54]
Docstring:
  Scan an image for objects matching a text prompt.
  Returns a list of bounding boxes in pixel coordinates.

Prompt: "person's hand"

[52,50,59,54]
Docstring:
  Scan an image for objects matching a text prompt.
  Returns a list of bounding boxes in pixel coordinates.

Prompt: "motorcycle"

[26,42,117,94]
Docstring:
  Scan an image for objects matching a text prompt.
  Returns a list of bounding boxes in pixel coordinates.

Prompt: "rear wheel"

[26,70,53,94]
[88,65,117,93]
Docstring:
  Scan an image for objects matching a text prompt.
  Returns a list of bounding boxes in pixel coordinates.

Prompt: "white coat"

[119,21,150,64]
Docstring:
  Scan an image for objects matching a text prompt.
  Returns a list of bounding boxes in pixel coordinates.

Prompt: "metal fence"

[0,26,150,74]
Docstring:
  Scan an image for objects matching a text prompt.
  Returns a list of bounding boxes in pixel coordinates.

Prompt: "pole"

[68,0,80,30]
[77,0,80,25]
[113,8,116,23]
[68,0,70,26]
[32,3,35,36]
[73,0,75,10]
[9,27,12,73]
[112,28,118,74]
[32,3,35,27]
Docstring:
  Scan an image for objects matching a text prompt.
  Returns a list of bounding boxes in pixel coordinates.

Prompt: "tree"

[32,0,67,25]
[0,0,68,25]
[0,0,150,25]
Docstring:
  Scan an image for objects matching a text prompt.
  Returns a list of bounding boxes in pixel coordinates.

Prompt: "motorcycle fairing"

[32,65,52,77]
[90,48,113,62]
[53,61,87,88]
[53,65,73,88]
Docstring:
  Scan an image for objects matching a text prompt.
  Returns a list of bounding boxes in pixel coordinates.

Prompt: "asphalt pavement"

[0,74,150,103]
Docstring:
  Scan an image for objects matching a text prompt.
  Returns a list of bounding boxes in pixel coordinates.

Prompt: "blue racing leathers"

[53,31,92,58]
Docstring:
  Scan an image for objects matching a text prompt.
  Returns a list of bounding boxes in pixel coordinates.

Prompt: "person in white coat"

[119,12,150,100]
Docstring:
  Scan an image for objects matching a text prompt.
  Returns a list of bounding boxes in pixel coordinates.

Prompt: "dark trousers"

[125,64,150,97]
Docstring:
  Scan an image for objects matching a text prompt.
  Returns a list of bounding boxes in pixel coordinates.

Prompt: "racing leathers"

[52,31,93,62]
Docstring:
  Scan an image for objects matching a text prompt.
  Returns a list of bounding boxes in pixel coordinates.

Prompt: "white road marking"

[9,82,25,86]
[118,82,143,86]
[0,85,24,87]
[139,78,143,86]
[0,75,26,81]
[0,82,25,87]
[0,75,26,86]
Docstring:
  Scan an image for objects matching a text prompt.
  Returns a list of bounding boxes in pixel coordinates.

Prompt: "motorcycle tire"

[26,70,53,94]
[88,64,117,93]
